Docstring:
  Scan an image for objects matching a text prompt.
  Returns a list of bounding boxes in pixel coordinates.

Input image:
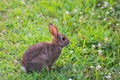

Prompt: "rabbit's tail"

[20,66,27,72]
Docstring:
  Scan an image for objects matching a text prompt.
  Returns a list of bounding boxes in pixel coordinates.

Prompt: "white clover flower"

[104,37,109,42]
[92,44,96,49]
[108,22,112,25]
[83,48,87,53]
[90,66,94,69]
[16,16,20,19]
[80,16,84,20]
[14,60,18,63]
[81,38,84,40]
[97,15,101,18]
[97,4,101,7]
[119,72,120,74]
[110,7,113,10]
[22,0,25,4]
[70,50,74,54]
[98,49,103,56]
[104,2,108,5]
[108,73,111,75]
[103,2,109,8]
[101,6,104,9]
[20,20,23,23]
[73,9,77,14]
[62,21,65,24]
[116,23,119,26]
[110,9,115,12]
[96,64,101,70]
[80,12,83,15]
[38,13,43,17]
[65,11,69,15]
[91,12,95,16]
[103,18,107,21]
[83,48,86,51]
[68,78,72,80]
[110,7,115,12]
[73,69,77,72]
[73,23,76,25]
[98,43,102,48]
[105,75,111,80]
[14,60,18,66]
[28,33,31,37]
[106,11,109,15]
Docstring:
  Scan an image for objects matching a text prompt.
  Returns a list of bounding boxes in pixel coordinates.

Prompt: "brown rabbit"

[20,23,69,73]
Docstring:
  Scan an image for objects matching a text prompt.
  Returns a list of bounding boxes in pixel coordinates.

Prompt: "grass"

[0,0,120,80]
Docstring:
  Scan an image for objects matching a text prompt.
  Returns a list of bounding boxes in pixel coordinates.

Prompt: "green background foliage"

[0,0,120,80]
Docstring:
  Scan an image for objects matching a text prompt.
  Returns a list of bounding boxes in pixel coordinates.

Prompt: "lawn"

[0,0,120,80]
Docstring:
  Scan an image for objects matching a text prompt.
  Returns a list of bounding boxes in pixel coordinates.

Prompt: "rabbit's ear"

[49,23,58,37]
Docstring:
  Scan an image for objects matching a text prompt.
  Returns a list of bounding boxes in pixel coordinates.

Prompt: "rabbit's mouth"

[63,40,69,47]
[66,41,69,45]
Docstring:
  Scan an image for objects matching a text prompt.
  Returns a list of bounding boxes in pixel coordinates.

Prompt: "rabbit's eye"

[62,37,65,41]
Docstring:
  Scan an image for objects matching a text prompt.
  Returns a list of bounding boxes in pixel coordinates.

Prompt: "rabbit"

[20,23,69,73]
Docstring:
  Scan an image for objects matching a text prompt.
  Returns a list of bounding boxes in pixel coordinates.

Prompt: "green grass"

[0,0,120,80]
